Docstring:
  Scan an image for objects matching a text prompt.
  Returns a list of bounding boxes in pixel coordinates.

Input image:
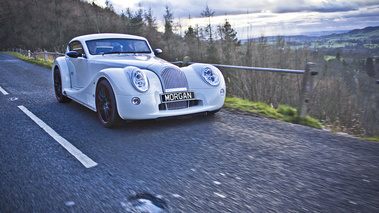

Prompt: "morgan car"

[52,33,225,127]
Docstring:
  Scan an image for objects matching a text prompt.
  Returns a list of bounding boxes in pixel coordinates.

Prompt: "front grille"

[159,100,199,111]
[167,101,188,110]
[159,66,194,111]
[161,67,188,91]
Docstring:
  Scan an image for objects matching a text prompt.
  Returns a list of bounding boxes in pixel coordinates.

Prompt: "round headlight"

[131,69,149,92]
[201,67,220,86]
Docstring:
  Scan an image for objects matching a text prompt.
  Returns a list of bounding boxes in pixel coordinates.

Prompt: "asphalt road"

[1,53,379,212]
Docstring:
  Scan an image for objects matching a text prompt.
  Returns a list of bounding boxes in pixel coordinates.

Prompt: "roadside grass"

[364,137,379,142]
[1,51,53,69]
[324,55,345,61]
[224,96,323,129]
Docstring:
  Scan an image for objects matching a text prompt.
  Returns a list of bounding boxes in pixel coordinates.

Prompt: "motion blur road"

[1,53,379,212]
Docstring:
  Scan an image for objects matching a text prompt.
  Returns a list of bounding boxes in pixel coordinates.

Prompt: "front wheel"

[96,79,122,128]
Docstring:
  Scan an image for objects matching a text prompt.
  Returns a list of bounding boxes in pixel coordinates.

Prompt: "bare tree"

[201,4,215,42]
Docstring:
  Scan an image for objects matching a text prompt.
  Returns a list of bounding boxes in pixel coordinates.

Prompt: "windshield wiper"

[103,51,135,55]
[135,51,152,54]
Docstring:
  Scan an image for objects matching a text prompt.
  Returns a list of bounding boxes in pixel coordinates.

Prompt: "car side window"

[69,41,84,55]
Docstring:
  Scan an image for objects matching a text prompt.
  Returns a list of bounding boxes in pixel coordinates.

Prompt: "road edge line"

[17,105,98,168]
[0,86,9,95]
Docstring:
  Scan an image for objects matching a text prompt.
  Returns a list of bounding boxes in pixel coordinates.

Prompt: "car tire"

[54,67,71,103]
[96,79,122,128]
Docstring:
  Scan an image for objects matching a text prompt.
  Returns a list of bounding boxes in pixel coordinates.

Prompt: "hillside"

[0,0,165,53]
[0,0,124,51]
[243,26,379,52]
[343,26,379,39]
[317,26,379,49]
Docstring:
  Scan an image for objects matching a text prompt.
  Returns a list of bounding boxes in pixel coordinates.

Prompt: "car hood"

[90,54,171,71]
[89,54,189,92]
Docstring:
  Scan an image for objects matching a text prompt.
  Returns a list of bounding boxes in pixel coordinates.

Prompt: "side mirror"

[154,49,162,56]
[66,51,82,58]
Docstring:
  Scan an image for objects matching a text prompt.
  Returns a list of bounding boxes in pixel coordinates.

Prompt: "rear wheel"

[54,68,70,103]
[96,79,122,128]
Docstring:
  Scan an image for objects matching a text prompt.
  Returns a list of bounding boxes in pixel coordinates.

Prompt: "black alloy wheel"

[54,68,70,103]
[96,79,121,128]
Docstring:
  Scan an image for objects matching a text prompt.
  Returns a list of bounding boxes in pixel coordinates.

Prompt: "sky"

[93,0,379,39]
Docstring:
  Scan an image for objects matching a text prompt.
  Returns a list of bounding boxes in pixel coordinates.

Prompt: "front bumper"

[116,87,225,120]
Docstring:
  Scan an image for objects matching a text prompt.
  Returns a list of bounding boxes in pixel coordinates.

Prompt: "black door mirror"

[154,49,162,56]
[66,51,82,58]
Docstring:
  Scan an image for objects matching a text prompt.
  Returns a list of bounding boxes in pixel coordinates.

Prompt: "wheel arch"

[96,67,140,97]
[95,78,122,127]
[52,57,71,90]
[94,76,113,110]
[94,72,125,119]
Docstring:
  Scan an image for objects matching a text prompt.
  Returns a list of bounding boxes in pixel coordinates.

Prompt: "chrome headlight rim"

[131,69,149,93]
[201,66,220,86]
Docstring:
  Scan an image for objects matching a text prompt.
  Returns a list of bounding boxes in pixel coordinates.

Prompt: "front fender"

[182,63,226,90]
[52,56,71,90]
[97,66,162,97]
[94,67,162,119]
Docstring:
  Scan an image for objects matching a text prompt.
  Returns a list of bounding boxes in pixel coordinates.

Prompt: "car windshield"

[86,39,151,55]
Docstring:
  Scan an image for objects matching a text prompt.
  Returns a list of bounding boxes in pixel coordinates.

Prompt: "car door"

[67,41,88,89]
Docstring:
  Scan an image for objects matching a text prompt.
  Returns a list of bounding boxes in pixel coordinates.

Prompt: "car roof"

[70,33,147,43]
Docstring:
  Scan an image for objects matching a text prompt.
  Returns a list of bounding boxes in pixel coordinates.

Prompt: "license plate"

[161,91,195,103]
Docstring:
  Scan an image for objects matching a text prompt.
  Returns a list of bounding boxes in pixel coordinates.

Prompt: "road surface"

[1,53,378,212]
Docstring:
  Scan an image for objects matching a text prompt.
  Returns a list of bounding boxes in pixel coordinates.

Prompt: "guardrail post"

[44,51,48,60]
[298,62,317,118]
[34,53,38,60]
[28,50,31,58]
[183,56,191,67]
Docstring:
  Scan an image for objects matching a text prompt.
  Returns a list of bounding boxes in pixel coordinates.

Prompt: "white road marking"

[65,201,75,207]
[349,200,358,205]
[18,105,98,168]
[0,86,9,95]
[172,194,182,198]
[214,192,226,199]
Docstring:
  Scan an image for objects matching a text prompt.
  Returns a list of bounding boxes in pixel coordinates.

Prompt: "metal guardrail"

[3,48,64,60]
[173,59,317,119]
[33,51,65,60]
[172,61,311,74]
[194,63,306,74]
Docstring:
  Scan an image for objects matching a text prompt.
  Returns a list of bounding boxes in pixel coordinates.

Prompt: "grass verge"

[1,51,53,69]
[224,96,323,129]
[364,137,379,142]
